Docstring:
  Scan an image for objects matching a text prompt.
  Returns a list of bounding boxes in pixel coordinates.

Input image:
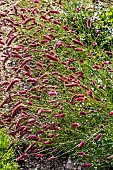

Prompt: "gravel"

[17,154,82,170]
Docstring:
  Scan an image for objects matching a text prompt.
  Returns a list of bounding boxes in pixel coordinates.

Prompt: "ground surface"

[18,155,82,170]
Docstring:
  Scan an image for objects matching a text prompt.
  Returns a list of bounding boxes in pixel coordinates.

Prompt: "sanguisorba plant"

[0,0,113,169]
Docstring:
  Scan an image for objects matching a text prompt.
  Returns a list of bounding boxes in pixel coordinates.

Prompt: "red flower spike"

[43,140,52,145]
[48,10,60,14]
[74,48,85,52]
[48,90,57,97]
[22,18,35,25]
[82,163,92,167]
[24,72,32,77]
[13,4,18,15]
[109,111,113,115]
[63,24,70,31]
[32,7,39,13]
[80,84,89,90]
[93,41,97,46]
[34,0,39,2]
[0,40,5,45]
[66,83,79,87]
[5,18,14,24]
[102,61,111,68]
[25,142,36,153]
[72,39,84,46]
[72,122,80,127]
[77,152,85,155]
[53,19,61,25]
[40,15,48,20]
[57,0,62,5]
[47,156,56,161]
[89,110,94,113]
[54,40,62,49]
[27,135,37,140]
[80,111,87,115]
[7,142,14,150]
[16,118,24,129]
[35,154,43,157]
[32,148,41,153]
[19,57,32,68]
[24,65,30,71]
[76,97,86,101]
[87,18,91,29]
[46,53,58,61]
[7,35,16,46]
[44,109,52,113]
[20,14,26,20]
[18,90,27,95]
[12,104,24,118]
[37,130,45,134]
[88,52,92,58]
[43,35,51,41]
[105,51,112,55]
[5,79,19,92]
[27,118,36,123]
[0,94,12,108]
[0,12,6,17]
[77,94,84,97]
[54,114,65,118]
[39,73,48,79]
[94,133,102,141]
[28,101,33,105]
[38,108,43,115]
[55,133,60,138]
[48,133,54,138]
[16,154,28,161]
[36,62,43,68]
[87,91,94,98]
[55,127,61,131]
[93,64,100,70]
[78,141,85,148]
[76,7,81,13]
[27,78,38,83]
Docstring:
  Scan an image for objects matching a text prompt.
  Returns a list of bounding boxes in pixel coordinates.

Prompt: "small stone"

[66,156,74,170]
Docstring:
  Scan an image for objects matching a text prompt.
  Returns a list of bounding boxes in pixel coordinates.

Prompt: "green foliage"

[0,129,19,170]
